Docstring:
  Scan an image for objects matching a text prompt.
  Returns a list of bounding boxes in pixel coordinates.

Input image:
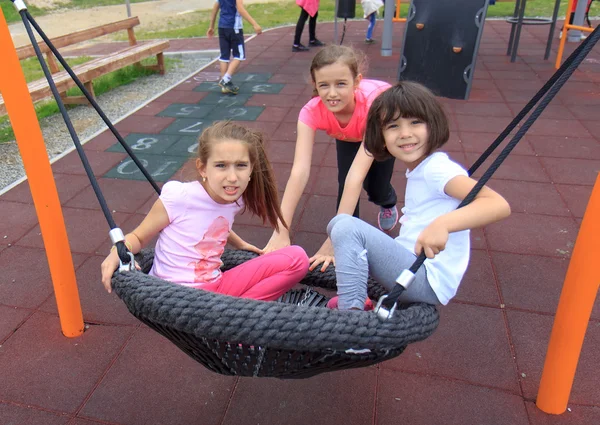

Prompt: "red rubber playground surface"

[1,20,600,425]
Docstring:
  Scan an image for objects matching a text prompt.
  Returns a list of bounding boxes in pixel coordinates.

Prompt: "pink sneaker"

[326,296,374,311]
[378,205,398,231]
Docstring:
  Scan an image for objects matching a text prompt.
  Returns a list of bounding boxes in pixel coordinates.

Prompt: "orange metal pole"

[393,0,406,22]
[536,173,600,414]
[0,9,84,337]
[555,0,575,69]
[553,0,595,69]
[566,24,594,32]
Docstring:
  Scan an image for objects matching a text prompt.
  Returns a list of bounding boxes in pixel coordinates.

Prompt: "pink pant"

[199,246,309,301]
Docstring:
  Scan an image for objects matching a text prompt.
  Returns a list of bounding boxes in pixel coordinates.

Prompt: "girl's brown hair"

[197,121,287,232]
[364,81,450,161]
[309,45,367,95]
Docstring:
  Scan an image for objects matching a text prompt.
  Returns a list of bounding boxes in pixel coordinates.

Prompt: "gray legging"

[327,214,440,310]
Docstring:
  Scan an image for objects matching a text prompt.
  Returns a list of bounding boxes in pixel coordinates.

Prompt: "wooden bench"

[0,17,169,116]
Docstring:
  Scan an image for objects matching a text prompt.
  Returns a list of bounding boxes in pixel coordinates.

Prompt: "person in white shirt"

[327,82,511,310]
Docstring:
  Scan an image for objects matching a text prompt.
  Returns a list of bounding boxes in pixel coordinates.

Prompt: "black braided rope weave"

[112,249,439,379]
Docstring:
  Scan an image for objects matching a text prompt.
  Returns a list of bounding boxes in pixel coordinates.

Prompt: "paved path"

[8,0,275,47]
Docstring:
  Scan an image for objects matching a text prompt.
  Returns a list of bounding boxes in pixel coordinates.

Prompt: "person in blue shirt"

[208,0,262,94]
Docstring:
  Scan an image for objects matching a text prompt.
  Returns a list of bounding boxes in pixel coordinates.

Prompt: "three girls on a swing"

[101,121,309,301]
[102,44,510,311]
[263,44,511,310]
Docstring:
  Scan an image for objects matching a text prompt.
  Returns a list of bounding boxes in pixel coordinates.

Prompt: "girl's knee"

[283,245,310,274]
[326,213,355,238]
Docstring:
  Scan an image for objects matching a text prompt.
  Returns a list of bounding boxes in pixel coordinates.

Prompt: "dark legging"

[294,8,318,45]
[336,139,397,217]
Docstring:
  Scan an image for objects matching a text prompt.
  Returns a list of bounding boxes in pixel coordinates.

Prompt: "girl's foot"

[292,43,309,52]
[309,39,325,46]
[218,79,239,95]
[365,38,376,44]
[326,296,374,311]
[378,205,399,231]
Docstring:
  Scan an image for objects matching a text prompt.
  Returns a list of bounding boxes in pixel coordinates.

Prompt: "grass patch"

[64,0,150,9]
[0,56,179,144]
[20,56,91,83]
[134,0,576,40]
[1,0,149,24]
[1,3,46,23]
[487,0,573,17]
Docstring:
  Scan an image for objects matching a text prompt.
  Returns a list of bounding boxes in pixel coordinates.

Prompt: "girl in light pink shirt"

[101,121,309,301]
[264,45,397,271]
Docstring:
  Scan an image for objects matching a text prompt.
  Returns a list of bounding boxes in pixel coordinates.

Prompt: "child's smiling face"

[313,60,362,116]
[382,116,430,170]
[197,139,252,204]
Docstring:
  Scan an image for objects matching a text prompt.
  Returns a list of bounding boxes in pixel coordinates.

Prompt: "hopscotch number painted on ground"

[117,158,179,177]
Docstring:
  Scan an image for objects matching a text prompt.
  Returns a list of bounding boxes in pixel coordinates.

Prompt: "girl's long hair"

[197,121,287,232]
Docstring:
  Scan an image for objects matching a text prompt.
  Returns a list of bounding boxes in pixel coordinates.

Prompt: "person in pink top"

[292,0,324,52]
[101,121,309,301]
[263,45,397,272]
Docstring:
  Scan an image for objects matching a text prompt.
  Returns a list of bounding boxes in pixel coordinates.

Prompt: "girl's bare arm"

[101,199,170,293]
[415,176,511,258]
[263,121,315,252]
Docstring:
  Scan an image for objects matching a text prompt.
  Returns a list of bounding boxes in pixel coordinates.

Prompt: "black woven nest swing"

[112,248,440,379]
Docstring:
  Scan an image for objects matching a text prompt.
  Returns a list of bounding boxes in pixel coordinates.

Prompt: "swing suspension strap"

[15,5,162,195]
[340,18,348,45]
[468,31,591,176]
[376,24,600,319]
[11,1,160,266]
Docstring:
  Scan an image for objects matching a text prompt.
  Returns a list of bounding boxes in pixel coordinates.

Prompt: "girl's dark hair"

[364,81,450,161]
[197,121,287,232]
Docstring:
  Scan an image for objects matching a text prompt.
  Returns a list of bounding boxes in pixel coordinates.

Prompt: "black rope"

[468,28,592,176]
[340,18,347,45]
[23,10,161,195]
[17,8,130,263]
[382,25,600,309]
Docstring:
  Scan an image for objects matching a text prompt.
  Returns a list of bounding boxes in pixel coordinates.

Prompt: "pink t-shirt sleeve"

[364,81,390,111]
[298,97,321,130]
[159,181,186,223]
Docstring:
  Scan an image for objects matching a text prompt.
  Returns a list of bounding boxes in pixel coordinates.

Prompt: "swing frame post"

[393,0,406,22]
[554,0,594,69]
[536,173,600,414]
[0,8,84,337]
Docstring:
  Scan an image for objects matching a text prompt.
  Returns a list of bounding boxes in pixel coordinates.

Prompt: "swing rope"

[12,3,162,196]
[340,18,348,45]
[468,29,593,176]
[379,24,600,314]
[11,2,161,265]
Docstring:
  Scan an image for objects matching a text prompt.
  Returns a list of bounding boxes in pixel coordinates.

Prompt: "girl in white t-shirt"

[101,121,309,301]
[327,82,511,310]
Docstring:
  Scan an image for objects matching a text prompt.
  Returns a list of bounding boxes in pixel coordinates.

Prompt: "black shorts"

[218,28,246,62]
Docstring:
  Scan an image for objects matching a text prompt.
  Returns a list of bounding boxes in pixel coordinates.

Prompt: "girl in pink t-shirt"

[264,45,397,271]
[101,121,309,301]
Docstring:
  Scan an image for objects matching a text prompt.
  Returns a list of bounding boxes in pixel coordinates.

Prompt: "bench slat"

[17,17,140,59]
[0,40,169,114]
